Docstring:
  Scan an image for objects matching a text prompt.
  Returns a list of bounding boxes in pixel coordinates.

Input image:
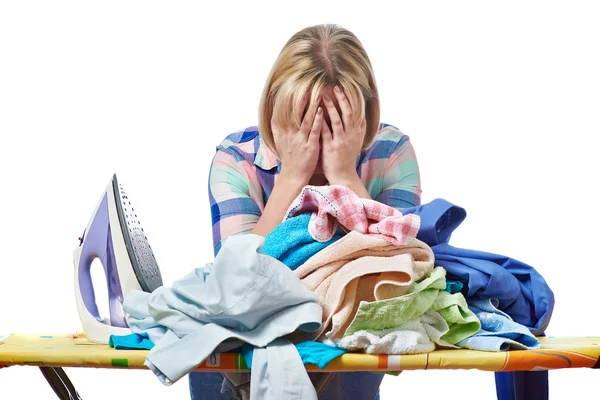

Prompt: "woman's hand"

[271,95,324,186]
[320,86,367,186]
[252,98,324,238]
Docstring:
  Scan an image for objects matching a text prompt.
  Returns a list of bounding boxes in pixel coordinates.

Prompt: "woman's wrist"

[326,170,360,188]
[251,170,307,238]
[327,172,371,199]
[277,169,310,191]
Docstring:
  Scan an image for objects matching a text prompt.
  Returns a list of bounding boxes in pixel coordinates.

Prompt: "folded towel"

[294,231,435,340]
[344,267,480,346]
[285,185,420,245]
[457,298,540,351]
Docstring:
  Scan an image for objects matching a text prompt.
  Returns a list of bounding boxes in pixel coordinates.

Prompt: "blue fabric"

[310,372,383,400]
[243,341,346,370]
[445,280,463,294]
[401,198,555,336]
[295,341,347,369]
[189,372,231,400]
[457,298,540,351]
[495,370,549,400]
[402,198,552,400]
[242,343,254,368]
[108,332,154,350]
[260,213,344,270]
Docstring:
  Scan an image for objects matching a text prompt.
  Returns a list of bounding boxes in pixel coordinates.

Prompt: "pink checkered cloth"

[284,185,421,245]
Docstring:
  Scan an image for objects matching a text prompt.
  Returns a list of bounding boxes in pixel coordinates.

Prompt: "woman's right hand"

[271,95,323,185]
[251,98,323,237]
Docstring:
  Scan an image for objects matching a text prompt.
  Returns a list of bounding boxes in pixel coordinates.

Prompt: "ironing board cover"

[1,334,599,372]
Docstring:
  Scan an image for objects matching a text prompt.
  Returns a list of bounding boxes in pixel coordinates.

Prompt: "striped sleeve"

[208,149,261,256]
[375,137,422,209]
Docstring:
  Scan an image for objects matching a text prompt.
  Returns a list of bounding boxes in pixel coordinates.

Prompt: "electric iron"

[73,174,163,344]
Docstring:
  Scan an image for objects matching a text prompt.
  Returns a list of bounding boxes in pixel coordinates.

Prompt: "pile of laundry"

[111,185,555,399]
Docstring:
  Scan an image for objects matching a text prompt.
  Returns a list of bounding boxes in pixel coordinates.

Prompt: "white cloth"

[335,311,454,354]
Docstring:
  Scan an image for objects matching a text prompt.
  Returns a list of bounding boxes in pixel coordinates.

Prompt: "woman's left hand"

[320,86,366,186]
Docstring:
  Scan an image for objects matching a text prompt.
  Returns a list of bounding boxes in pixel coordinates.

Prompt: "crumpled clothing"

[122,234,322,400]
[401,198,554,336]
[336,311,451,354]
[285,185,420,245]
[457,298,540,351]
[243,340,346,370]
[293,231,435,341]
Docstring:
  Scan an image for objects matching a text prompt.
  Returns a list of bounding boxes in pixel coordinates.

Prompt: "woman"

[190,23,422,400]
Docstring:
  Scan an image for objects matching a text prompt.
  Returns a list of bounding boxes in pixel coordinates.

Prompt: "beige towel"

[294,231,435,340]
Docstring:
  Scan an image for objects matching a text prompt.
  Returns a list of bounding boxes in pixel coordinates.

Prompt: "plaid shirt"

[208,123,422,256]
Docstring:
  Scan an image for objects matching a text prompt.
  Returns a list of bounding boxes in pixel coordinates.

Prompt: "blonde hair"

[258,23,380,156]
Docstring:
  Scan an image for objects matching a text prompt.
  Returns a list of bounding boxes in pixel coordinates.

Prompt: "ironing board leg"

[39,367,83,400]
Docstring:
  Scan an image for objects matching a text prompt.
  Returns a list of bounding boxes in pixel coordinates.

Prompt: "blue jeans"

[189,371,383,399]
[495,371,549,400]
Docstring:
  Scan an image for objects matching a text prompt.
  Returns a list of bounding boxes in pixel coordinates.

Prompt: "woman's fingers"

[333,85,354,133]
[308,107,323,146]
[343,87,357,117]
[360,116,367,141]
[300,94,320,135]
[323,92,344,139]
[321,114,333,146]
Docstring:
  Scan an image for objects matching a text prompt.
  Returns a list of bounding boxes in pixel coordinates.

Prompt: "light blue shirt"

[123,234,322,398]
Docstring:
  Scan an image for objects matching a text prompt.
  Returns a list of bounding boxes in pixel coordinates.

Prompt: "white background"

[1,1,599,399]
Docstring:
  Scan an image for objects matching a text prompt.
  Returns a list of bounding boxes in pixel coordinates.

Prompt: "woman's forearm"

[251,173,307,237]
[252,171,370,238]
[328,174,371,199]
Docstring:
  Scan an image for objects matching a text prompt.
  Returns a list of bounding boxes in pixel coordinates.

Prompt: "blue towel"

[109,332,155,350]
[402,199,554,336]
[260,213,344,270]
[243,341,346,370]
[458,298,540,351]
[445,280,463,294]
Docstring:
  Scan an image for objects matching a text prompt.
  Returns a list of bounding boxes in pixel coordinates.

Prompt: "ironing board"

[2,334,600,372]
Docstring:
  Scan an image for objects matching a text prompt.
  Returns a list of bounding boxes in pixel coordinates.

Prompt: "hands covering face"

[271,85,366,186]
[318,85,366,183]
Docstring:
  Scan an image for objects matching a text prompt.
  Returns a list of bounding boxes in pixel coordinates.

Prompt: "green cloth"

[433,291,480,344]
[344,267,446,336]
[344,267,480,345]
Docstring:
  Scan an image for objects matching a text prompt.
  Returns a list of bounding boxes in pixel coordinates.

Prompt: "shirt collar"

[254,136,280,171]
